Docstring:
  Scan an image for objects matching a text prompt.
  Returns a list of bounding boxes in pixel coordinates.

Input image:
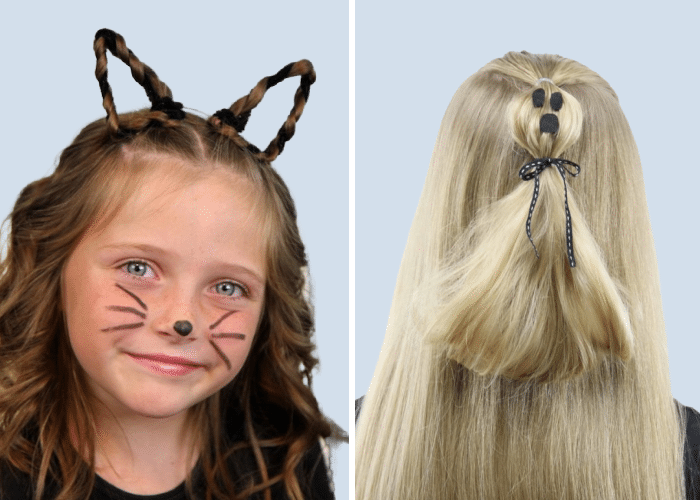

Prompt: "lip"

[126,352,205,377]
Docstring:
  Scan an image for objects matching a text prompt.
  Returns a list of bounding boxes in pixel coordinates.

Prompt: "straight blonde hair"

[356,52,686,499]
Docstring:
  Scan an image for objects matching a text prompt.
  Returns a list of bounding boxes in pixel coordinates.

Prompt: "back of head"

[356,52,685,499]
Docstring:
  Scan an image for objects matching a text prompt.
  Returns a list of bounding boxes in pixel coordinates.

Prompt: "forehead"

[124,159,261,219]
[86,158,269,277]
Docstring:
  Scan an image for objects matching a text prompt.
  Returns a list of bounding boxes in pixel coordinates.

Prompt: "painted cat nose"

[173,320,193,336]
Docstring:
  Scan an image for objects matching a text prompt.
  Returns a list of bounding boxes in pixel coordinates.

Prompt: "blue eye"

[124,261,151,277]
[215,281,246,297]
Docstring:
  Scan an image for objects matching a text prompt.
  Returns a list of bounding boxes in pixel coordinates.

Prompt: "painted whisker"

[115,284,148,311]
[107,305,147,319]
[209,339,232,370]
[210,332,246,340]
[209,311,234,330]
[100,322,145,332]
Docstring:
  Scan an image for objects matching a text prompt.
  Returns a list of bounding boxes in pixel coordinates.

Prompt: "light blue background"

[356,0,700,422]
[0,2,349,498]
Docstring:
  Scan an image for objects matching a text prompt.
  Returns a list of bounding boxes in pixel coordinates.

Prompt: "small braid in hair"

[93,28,185,134]
[210,60,316,162]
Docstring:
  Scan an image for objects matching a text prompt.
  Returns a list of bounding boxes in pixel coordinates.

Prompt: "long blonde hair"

[356,51,686,499]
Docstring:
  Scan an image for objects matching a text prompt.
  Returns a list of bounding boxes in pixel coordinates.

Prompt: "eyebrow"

[101,243,266,286]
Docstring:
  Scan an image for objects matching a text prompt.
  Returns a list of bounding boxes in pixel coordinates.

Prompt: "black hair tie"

[518,157,581,267]
[212,108,250,132]
[151,96,186,120]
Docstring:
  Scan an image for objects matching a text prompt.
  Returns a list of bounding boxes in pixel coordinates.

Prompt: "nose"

[158,316,198,341]
[173,320,193,336]
[153,284,200,341]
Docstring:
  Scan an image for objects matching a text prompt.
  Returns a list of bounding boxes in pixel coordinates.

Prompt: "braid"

[94,29,313,159]
[210,60,316,163]
[93,28,184,134]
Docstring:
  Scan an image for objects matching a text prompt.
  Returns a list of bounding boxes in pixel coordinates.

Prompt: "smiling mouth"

[127,353,205,376]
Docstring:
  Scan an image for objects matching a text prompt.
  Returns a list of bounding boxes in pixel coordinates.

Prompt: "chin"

[121,388,205,419]
[91,376,211,420]
[86,359,233,420]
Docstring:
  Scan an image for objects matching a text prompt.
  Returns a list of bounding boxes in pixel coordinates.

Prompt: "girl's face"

[62,160,266,419]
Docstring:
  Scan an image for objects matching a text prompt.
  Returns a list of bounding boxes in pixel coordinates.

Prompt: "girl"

[355,52,700,499]
[0,29,334,500]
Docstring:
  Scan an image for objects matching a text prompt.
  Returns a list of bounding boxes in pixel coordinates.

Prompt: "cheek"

[222,340,255,375]
[61,273,117,366]
[64,289,105,334]
[65,308,110,370]
[213,306,264,375]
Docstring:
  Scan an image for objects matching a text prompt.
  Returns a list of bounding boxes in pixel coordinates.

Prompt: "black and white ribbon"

[518,157,581,267]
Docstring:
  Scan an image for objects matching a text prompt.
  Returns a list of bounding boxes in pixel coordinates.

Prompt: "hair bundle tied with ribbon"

[425,74,633,382]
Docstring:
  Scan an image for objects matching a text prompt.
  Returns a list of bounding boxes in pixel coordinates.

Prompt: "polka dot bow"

[518,157,581,268]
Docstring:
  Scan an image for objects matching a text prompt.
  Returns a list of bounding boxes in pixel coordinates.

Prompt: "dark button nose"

[173,320,193,336]
[540,114,559,134]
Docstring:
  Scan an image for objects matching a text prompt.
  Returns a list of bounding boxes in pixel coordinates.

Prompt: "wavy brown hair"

[0,29,330,500]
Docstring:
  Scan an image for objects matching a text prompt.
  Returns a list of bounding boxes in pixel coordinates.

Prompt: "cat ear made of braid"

[93,28,185,136]
[209,59,316,163]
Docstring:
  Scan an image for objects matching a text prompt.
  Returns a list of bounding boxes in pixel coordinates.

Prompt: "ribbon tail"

[525,176,541,259]
[558,165,576,268]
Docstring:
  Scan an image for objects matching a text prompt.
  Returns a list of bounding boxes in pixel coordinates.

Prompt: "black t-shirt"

[682,404,700,500]
[0,439,334,500]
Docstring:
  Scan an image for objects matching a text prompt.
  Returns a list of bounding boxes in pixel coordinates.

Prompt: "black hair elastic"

[212,108,250,132]
[151,96,186,120]
[173,320,193,336]
[518,157,581,267]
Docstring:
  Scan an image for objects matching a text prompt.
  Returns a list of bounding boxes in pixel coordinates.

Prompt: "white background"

[0,1,349,498]
[355,0,700,424]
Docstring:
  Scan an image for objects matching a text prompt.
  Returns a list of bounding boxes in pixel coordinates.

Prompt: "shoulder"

[224,402,334,499]
[308,438,335,499]
[681,403,700,449]
[293,438,335,500]
[678,401,700,500]
[272,437,335,499]
[222,431,334,500]
[355,396,364,424]
[0,463,34,500]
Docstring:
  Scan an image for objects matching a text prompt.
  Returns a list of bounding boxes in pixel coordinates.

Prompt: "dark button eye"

[532,88,545,108]
[550,92,563,111]
[540,114,559,134]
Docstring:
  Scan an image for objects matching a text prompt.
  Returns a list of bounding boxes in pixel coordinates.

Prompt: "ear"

[210,60,316,162]
[93,28,184,134]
